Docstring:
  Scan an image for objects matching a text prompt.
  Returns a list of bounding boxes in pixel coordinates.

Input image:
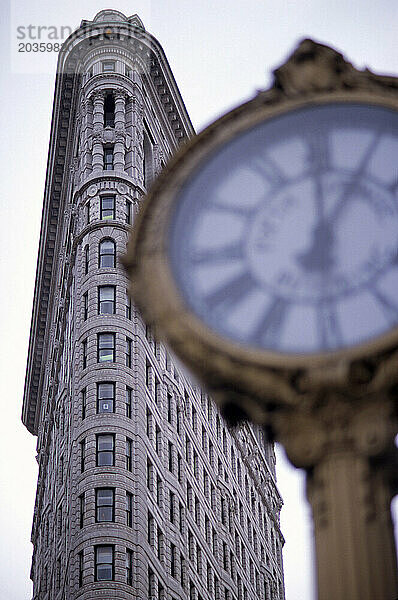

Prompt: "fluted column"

[114,91,126,172]
[91,92,104,172]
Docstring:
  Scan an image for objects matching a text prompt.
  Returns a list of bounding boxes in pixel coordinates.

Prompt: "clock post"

[124,39,398,600]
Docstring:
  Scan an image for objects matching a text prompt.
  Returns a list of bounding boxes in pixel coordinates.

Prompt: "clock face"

[168,103,398,355]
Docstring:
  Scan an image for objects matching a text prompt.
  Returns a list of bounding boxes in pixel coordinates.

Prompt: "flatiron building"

[22,10,285,600]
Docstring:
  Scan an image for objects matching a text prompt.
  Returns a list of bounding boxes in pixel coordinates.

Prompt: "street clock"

[124,40,398,600]
[124,39,398,424]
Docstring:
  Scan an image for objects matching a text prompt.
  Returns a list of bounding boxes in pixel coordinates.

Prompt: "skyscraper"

[22,10,285,600]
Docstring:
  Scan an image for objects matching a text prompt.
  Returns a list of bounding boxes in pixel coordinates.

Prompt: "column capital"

[90,89,106,103]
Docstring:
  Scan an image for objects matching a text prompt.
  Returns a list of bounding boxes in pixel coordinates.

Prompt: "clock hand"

[296,218,335,272]
[328,131,382,223]
[297,163,335,272]
[297,131,382,275]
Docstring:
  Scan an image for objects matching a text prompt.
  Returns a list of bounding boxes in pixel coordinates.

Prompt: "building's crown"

[81,10,145,30]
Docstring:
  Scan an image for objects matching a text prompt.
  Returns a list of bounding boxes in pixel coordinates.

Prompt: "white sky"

[1,1,397,598]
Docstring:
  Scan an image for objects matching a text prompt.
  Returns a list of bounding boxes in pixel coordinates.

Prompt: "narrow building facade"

[22,10,285,600]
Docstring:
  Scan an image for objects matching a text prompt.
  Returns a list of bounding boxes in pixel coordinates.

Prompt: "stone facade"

[22,10,285,600]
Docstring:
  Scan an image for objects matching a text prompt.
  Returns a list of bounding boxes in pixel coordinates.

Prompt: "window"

[103,147,114,171]
[126,337,132,367]
[156,426,161,455]
[145,360,151,388]
[96,488,114,522]
[99,239,116,267]
[202,426,207,452]
[168,441,173,472]
[78,551,84,587]
[147,511,154,546]
[180,554,185,587]
[85,201,90,225]
[84,244,89,274]
[221,498,226,526]
[195,496,200,526]
[192,406,197,433]
[125,290,132,319]
[102,60,115,72]
[176,407,182,434]
[209,441,214,467]
[169,491,175,523]
[167,392,172,423]
[177,453,182,482]
[96,434,115,466]
[216,415,221,438]
[126,492,133,527]
[148,567,155,596]
[104,94,115,127]
[98,285,115,315]
[156,475,162,506]
[155,378,161,403]
[126,437,132,471]
[80,439,85,472]
[126,549,133,586]
[79,493,85,528]
[196,543,202,575]
[207,562,212,591]
[100,195,115,220]
[147,459,153,490]
[82,338,88,369]
[211,483,216,511]
[223,542,228,571]
[193,450,199,477]
[170,543,176,578]
[205,515,210,543]
[95,545,114,581]
[157,526,163,561]
[126,386,132,418]
[125,199,132,224]
[97,382,115,413]
[179,502,184,533]
[187,482,193,512]
[81,388,86,420]
[146,408,152,438]
[97,333,115,362]
[143,126,154,187]
[188,530,194,561]
[83,291,88,320]
[212,528,217,556]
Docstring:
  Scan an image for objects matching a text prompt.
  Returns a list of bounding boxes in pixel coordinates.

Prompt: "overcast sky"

[1,1,397,598]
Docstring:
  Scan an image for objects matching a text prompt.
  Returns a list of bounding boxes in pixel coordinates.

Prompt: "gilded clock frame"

[124,39,398,420]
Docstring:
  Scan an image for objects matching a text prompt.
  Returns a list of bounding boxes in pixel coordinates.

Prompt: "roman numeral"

[330,132,383,222]
[191,241,244,265]
[318,304,343,350]
[306,130,330,172]
[250,154,287,188]
[211,200,258,217]
[250,297,290,347]
[203,271,257,312]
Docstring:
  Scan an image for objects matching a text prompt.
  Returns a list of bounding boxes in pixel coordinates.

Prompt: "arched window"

[99,239,115,268]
